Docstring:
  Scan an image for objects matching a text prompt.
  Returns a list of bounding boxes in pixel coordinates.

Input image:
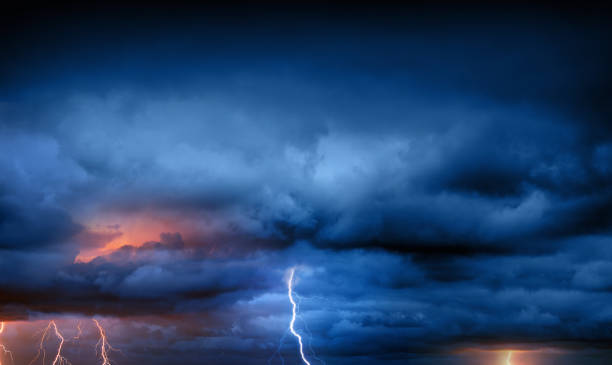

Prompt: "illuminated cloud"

[1,2,612,364]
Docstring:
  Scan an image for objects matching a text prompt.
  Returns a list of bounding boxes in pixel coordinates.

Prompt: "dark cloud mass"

[1,2,612,364]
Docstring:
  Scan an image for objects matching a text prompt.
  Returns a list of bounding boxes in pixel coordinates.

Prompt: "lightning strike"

[72,321,82,342]
[506,350,512,365]
[93,319,118,365]
[29,321,71,365]
[287,268,311,365]
[29,322,49,365]
[0,322,14,365]
[267,329,289,365]
[50,321,70,365]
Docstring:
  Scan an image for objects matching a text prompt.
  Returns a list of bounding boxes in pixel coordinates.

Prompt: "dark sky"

[1,2,612,364]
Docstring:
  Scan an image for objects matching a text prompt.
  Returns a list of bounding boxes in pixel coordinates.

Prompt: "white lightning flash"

[0,322,14,365]
[506,350,512,365]
[287,268,311,365]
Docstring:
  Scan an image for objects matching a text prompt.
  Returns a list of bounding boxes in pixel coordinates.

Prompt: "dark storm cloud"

[0,132,85,250]
[1,2,612,364]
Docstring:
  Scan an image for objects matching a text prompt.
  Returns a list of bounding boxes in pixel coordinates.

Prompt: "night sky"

[2,2,612,365]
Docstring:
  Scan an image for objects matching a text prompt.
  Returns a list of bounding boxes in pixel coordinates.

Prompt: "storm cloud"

[1,2,612,364]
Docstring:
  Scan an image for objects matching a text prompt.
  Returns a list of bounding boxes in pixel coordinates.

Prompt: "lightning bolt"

[69,321,84,363]
[506,350,513,365]
[50,321,70,365]
[93,319,119,365]
[72,321,82,342]
[267,329,289,365]
[0,322,14,365]
[28,322,50,365]
[29,321,71,365]
[299,315,326,365]
[287,268,311,365]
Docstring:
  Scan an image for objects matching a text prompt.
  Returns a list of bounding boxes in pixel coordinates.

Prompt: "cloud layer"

[1,2,612,364]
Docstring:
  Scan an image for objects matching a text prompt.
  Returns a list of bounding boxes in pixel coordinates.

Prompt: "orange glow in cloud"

[500,350,529,365]
[455,347,568,365]
[75,214,186,262]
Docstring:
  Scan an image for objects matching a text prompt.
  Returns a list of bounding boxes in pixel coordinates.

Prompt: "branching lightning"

[287,268,311,365]
[0,322,14,365]
[268,329,289,365]
[93,319,119,365]
[50,321,70,365]
[29,321,71,365]
[28,323,49,365]
[298,314,325,365]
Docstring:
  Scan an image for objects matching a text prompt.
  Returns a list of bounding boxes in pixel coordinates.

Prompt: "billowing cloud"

[1,2,612,364]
